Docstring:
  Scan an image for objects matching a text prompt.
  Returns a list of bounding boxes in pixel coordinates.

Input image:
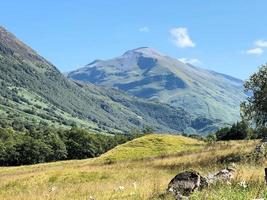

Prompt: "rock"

[167,171,207,199]
[167,166,236,199]
[206,167,236,184]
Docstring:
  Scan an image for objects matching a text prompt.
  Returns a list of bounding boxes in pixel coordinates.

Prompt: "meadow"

[0,134,265,200]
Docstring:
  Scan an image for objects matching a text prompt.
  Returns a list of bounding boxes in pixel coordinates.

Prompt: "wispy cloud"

[170,27,195,48]
[139,27,150,33]
[178,58,201,65]
[246,47,263,55]
[254,40,267,47]
[245,39,267,55]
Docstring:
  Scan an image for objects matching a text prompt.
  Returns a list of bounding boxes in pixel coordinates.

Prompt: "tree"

[229,121,248,140]
[12,136,52,165]
[241,64,267,128]
[64,128,98,159]
[215,121,249,140]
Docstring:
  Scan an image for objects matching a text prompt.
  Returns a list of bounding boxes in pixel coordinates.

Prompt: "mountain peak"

[123,47,164,58]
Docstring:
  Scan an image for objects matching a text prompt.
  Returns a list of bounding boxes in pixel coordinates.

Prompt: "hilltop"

[97,134,205,163]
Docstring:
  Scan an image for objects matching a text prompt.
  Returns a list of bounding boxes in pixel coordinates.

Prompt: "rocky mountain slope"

[0,27,202,134]
[68,47,247,131]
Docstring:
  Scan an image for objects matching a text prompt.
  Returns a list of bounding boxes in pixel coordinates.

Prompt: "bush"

[215,121,250,140]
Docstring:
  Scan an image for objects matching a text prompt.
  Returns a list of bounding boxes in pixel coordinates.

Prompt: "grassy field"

[0,134,265,200]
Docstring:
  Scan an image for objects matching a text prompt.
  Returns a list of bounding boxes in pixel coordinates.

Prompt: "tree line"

[0,125,143,166]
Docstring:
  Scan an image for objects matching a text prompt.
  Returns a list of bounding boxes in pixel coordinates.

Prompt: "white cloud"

[245,39,267,56]
[254,40,267,47]
[170,27,195,48]
[246,47,263,55]
[139,27,150,33]
[178,58,202,65]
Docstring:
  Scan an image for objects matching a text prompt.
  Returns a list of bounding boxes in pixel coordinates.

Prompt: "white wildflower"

[226,181,231,185]
[230,162,236,168]
[238,180,247,188]
[88,196,95,200]
[132,182,137,190]
[115,186,125,192]
[119,186,125,190]
[49,186,57,193]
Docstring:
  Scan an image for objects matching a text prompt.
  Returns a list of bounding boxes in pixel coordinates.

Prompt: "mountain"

[0,27,200,134]
[68,47,247,129]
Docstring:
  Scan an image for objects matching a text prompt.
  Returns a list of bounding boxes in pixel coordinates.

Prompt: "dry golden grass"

[0,134,263,200]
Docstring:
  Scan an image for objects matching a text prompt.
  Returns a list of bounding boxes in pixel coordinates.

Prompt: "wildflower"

[118,186,125,191]
[88,196,95,200]
[132,182,137,190]
[49,186,57,193]
[230,162,236,168]
[226,181,231,185]
[238,180,247,188]
[114,186,125,192]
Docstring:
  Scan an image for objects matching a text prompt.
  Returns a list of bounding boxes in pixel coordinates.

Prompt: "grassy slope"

[97,134,205,163]
[0,134,264,200]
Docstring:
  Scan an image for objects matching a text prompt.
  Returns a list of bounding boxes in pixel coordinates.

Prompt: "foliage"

[215,121,249,140]
[0,125,136,166]
[241,64,267,129]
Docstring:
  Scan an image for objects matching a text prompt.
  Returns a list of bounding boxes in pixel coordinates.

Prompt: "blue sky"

[1,0,267,79]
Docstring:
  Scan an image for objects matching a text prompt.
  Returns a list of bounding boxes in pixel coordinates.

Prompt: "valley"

[1,1,267,199]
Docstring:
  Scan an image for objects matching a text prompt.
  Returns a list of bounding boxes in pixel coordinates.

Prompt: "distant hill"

[0,26,202,134]
[97,134,205,163]
[68,47,247,131]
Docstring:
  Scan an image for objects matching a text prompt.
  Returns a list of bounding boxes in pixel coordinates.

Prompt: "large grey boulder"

[168,166,236,199]
[167,171,208,199]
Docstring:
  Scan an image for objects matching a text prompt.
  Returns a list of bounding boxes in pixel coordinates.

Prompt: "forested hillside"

[0,26,202,134]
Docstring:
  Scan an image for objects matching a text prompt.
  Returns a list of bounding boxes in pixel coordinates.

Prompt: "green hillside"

[0,26,198,134]
[97,134,205,163]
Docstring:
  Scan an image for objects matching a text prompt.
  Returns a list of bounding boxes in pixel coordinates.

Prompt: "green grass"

[0,134,261,200]
[97,134,205,163]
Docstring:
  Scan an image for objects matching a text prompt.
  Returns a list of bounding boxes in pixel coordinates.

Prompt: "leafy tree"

[215,121,249,140]
[64,128,99,159]
[241,64,267,128]
[215,127,231,140]
[142,126,154,134]
[205,133,217,142]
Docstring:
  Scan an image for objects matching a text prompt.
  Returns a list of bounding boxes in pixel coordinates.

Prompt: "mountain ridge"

[0,26,205,134]
[68,47,247,129]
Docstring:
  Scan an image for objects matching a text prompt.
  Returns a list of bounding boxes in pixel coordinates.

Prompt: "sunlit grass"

[0,134,262,200]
